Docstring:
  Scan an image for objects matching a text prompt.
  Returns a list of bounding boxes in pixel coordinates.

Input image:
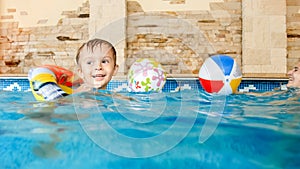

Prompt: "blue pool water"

[0,89,300,169]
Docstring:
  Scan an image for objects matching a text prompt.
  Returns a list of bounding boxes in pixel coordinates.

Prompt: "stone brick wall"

[0,0,299,78]
[0,1,89,75]
[126,0,242,75]
[242,0,287,78]
[287,0,300,71]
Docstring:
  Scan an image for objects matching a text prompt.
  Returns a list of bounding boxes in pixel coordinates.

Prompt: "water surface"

[0,89,299,169]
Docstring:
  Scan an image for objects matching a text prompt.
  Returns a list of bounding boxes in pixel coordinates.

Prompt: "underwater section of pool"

[1,77,299,169]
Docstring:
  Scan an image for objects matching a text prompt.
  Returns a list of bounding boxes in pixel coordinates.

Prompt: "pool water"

[0,89,299,169]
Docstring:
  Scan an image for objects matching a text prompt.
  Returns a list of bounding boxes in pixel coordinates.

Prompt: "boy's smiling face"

[287,62,300,88]
[77,43,118,89]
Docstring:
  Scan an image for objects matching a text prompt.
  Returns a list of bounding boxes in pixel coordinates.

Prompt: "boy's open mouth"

[92,74,105,78]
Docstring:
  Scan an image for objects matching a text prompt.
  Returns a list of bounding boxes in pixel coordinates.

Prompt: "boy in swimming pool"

[286,61,300,89]
[28,38,119,101]
[246,61,300,97]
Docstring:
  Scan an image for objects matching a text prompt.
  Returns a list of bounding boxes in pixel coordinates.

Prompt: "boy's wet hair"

[76,38,117,65]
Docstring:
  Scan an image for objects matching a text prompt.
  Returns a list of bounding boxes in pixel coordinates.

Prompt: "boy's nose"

[95,64,103,70]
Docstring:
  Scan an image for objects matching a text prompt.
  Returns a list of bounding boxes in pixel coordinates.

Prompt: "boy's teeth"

[93,74,104,77]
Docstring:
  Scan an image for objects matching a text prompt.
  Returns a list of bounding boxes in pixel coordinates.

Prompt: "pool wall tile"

[0,78,288,92]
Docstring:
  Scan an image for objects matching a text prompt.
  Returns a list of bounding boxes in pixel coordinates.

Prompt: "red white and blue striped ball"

[198,55,242,95]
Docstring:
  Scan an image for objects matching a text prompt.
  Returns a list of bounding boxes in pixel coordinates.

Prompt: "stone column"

[89,0,126,75]
[242,0,287,78]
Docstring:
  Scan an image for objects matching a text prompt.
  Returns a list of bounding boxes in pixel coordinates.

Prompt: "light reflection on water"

[0,89,299,169]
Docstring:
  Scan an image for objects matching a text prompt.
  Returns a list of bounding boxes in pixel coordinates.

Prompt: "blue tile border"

[0,77,288,92]
[238,79,288,92]
[0,78,31,92]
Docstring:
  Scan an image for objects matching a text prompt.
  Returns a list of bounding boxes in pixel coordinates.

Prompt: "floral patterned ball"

[127,58,166,92]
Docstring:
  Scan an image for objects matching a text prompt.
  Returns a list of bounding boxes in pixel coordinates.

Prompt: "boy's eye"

[86,60,94,65]
[102,59,110,64]
[294,67,298,72]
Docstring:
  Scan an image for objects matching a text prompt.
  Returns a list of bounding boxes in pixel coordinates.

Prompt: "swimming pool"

[0,78,299,169]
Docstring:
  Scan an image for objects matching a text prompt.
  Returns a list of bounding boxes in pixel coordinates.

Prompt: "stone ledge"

[242,73,288,79]
[0,74,28,77]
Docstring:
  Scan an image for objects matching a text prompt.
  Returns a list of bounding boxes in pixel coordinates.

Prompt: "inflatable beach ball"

[198,55,242,95]
[128,58,166,92]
